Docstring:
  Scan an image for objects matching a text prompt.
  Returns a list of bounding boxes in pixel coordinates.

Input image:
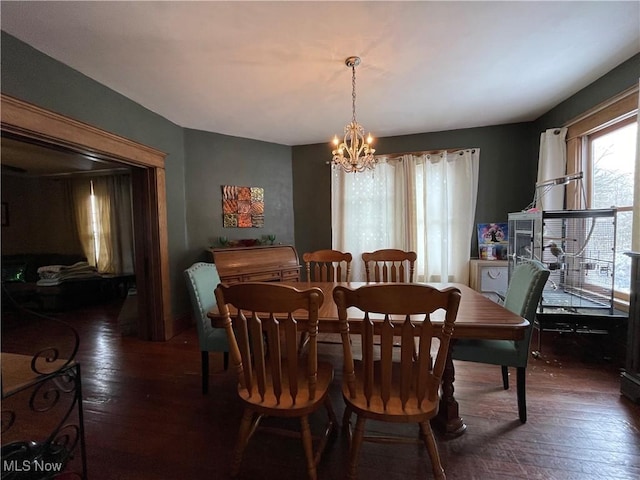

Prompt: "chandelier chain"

[351,64,357,124]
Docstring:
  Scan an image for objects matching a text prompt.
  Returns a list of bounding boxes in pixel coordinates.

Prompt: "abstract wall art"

[222,185,264,228]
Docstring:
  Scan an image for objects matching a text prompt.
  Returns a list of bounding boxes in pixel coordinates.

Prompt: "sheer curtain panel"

[332,149,479,283]
[416,150,479,283]
[332,160,401,280]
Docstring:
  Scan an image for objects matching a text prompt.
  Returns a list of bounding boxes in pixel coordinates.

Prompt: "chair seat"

[239,361,334,416]
[452,338,520,366]
[342,360,439,423]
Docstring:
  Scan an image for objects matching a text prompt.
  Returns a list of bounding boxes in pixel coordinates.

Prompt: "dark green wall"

[535,53,639,131]
[293,122,537,260]
[184,128,294,260]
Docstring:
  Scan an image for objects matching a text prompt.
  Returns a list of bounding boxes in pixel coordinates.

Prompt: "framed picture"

[221,185,264,228]
[1,202,8,226]
[477,222,508,260]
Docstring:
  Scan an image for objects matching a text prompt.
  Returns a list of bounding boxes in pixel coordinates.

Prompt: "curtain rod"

[378,148,469,160]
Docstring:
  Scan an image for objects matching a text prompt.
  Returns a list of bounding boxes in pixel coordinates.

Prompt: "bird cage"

[508,209,617,314]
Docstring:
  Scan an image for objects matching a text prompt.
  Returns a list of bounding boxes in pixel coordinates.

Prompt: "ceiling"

[1,1,639,149]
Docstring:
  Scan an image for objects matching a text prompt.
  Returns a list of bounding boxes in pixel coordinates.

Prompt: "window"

[89,180,101,267]
[68,175,135,275]
[566,87,638,303]
[588,117,636,295]
[331,150,480,282]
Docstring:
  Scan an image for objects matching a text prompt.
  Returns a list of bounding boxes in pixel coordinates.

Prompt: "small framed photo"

[477,222,508,260]
[1,202,8,226]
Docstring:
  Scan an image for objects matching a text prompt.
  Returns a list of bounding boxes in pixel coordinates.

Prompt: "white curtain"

[332,149,480,283]
[416,150,480,283]
[536,128,568,211]
[332,160,402,281]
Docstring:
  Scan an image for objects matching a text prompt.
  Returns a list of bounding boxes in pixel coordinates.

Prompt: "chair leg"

[231,408,255,477]
[517,367,527,423]
[419,421,446,480]
[501,365,509,390]
[347,416,366,480]
[300,415,317,480]
[201,351,209,394]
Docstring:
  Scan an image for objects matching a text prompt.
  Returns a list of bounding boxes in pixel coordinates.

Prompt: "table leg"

[431,344,466,438]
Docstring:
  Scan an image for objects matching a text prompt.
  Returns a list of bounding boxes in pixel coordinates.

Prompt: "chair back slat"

[362,315,375,406]
[267,314,283,401]
[379,318,394,409]
[249,312,268,400]
[416,318,434,403]
[362,249,417,283]
[234,312,253,393]
[333,283,460,414]
[400,317,416,408]
[215,282,324,405]
[303,249,353,282]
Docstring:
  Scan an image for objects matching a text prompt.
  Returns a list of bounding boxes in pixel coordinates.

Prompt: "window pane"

[614,210,632,295]
[590,120,636,295]
[591,121,636,209]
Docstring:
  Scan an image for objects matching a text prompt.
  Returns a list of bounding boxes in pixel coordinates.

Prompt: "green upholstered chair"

[184,262,229,394]
[451,259,549,423]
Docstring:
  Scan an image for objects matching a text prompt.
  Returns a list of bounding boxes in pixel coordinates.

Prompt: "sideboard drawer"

[220,276,242,285]
[242,271,282,282]
[282,268,301,281]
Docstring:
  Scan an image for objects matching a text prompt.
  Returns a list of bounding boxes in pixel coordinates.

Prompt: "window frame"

[565,86,638,308]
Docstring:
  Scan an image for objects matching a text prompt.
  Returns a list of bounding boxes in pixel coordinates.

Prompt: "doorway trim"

[1,94,173,341]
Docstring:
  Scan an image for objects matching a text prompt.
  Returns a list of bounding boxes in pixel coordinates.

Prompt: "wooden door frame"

[1,94,172,341]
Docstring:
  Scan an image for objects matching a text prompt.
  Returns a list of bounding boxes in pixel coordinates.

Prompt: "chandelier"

[331,56,376,173]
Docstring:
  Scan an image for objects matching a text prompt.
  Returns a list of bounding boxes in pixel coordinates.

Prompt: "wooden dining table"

[208,281,528,438]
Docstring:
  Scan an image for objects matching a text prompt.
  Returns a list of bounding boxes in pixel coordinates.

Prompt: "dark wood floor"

[2,298,639,480]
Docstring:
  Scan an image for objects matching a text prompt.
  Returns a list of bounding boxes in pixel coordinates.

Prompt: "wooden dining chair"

[451,259,549,423]
[303,249,353,282]
[333,283,461,480]
[362,249,417,283]
[214,282,338,480]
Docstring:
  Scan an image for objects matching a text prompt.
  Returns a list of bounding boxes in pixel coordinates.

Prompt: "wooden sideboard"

[209,245,300,284]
